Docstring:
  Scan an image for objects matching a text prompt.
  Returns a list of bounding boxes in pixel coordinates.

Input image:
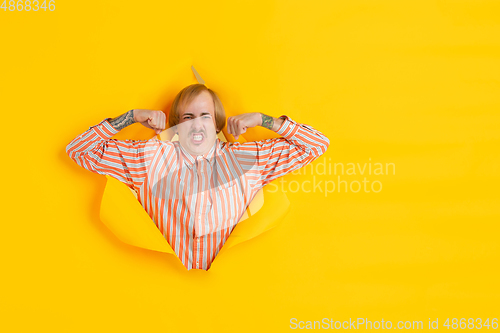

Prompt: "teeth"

[193,134,202,141]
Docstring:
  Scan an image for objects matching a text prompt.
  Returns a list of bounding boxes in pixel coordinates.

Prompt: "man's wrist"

[260,113,274,130]
[109,110,136,131]
[258,113,286,132]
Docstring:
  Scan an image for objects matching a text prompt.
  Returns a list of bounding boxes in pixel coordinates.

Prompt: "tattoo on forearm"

[109,110,136,131]
[261,113,274,130]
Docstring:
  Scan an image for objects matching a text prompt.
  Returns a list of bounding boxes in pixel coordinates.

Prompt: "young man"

[66,84,329,270]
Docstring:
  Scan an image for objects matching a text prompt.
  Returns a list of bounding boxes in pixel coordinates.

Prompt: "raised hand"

[133,109,167,135]
[226,112,262,140]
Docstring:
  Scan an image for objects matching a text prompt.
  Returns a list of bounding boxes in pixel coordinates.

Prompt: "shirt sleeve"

[65,118,162,191]
[234,115,330,189]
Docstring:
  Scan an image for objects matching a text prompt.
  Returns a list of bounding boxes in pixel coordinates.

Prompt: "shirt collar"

[179,138,220,170]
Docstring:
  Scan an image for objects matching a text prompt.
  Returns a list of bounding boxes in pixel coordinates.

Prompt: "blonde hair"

[169,84,226,134]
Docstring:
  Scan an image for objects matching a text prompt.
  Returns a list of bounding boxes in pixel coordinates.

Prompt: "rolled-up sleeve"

[65,118,161,190]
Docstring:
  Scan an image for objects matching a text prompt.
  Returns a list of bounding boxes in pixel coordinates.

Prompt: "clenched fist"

[133,109,166,135]
[226,112,263,140]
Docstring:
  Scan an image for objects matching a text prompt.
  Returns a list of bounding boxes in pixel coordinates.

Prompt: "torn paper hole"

[99,130,291,268]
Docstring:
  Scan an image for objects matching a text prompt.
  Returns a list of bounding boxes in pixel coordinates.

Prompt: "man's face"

[176,91,218,156]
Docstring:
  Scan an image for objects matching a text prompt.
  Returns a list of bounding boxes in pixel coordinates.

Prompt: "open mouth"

[192,132,204,144]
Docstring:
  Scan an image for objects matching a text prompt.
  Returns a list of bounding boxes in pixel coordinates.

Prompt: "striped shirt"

[66,115,329,270]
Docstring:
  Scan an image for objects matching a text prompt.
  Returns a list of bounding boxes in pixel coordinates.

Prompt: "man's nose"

[191,117,203,130]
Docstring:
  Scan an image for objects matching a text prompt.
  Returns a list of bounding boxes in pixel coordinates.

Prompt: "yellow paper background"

[1,0,499,332]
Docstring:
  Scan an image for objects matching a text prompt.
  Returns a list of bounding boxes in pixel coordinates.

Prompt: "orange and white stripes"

[66,115,329,270]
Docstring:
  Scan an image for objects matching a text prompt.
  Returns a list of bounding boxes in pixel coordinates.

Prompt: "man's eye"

[203,115,211,119]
